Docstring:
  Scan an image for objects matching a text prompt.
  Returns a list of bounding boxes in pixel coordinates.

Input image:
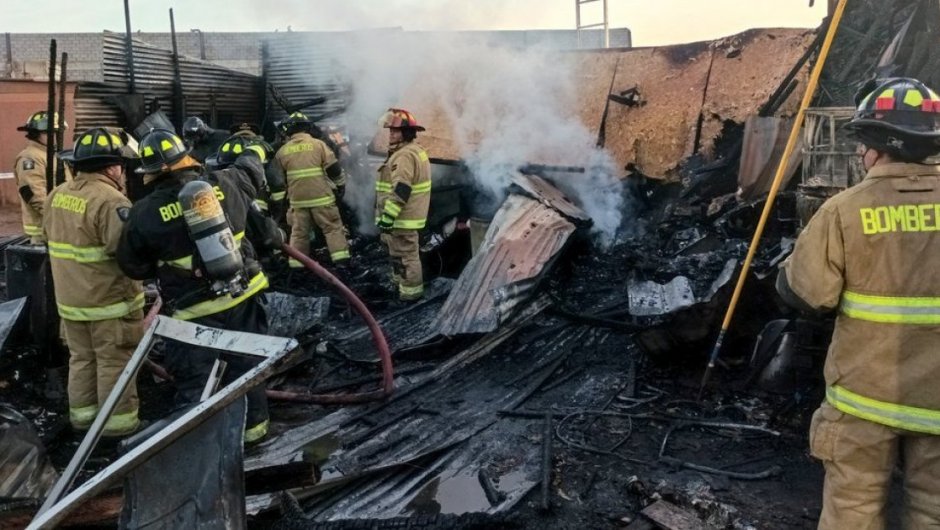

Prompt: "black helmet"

[137,129,192,174]
[845,77,940,161]
[182,116,209,140]
[281,111,312,135]
[229,122,261,136]
[17,111,67,133]
[215,135,267,168]
[61,128,136,171]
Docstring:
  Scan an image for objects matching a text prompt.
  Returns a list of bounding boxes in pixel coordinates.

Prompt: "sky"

[7,0,827,47]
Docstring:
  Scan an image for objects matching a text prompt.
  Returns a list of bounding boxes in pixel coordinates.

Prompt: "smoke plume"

[331,31,627,246]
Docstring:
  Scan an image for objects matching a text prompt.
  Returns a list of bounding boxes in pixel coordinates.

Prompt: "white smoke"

[332,31,626,246]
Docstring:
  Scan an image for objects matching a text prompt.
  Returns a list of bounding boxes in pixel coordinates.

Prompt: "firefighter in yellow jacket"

[273,112,349,266]
[44,128,143,437]
[778,78,940,529]
[14,111,69,244]
[375,109,432,301]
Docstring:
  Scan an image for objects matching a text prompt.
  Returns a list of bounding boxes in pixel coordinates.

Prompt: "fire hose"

[143,245,396,404]
[267,243,395,404]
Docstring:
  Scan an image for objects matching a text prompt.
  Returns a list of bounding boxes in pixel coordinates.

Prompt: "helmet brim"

[844,118,940,140]
[384,125,426,132]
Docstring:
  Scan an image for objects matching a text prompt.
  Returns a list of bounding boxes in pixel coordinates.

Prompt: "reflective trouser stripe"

[827,385,940,435]
[374,216,426,230]
[171,272,268,321]
[103,409,140,437]
[70,404,98,429]
[399,283,424,298]
[58,292,145,322]
[271,191,286,201]
[841,290,940,324]
[331,249,350,262]
[291,195,335,208]
[158,232,245,271]
[288,258,304,268]
[286,167,324,181]
[244,418,269,443]
[48,241,109,262]
[24,224,42,236]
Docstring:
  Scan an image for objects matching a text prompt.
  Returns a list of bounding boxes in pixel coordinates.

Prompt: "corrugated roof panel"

[432,175,588,336]
[74,32,261,132]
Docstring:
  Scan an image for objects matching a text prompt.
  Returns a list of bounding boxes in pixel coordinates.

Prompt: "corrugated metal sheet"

[74,31,261,132]
[263,32,355,125]
[432,174,588,336]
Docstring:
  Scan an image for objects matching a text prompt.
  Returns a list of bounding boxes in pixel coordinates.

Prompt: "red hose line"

[277,243,395,403]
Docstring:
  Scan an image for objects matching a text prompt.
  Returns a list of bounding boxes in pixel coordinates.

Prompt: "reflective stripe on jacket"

[785,162,940,427]
[44,172,143,321]
[274,132,339,209]
[375,141,431,230]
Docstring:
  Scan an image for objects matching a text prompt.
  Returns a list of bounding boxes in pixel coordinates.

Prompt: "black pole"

[56,52,68,185]
[45,39,57,193]
[169,8,184,132]
[123,0,136,93]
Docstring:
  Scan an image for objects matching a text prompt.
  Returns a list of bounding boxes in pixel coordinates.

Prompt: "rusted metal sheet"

[737,116,802,200]
[74,32,261,132]
[432,175,587,336]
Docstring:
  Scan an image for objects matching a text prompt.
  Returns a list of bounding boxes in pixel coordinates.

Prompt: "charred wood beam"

[55,52,67,185]
[45,39,56,193]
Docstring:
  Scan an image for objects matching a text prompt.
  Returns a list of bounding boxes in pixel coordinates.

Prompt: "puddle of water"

[497,468,529,493]
[406,472,493,516]
[301,432,340,467]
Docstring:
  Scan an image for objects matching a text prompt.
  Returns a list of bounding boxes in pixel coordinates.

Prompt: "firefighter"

[272,112,350,267]
[777,78,940,528]
[14,111,69,244]
[181,116,229,163]
[214,134,284,218]
[375,108,431,302]
[116,129,284,444]
[44,128,143,437]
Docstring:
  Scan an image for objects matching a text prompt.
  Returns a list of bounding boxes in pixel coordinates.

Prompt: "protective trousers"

[289,205,349,265]
[810,402,940,529]
[161,297,269,443]
[381,230,423,300]
[62,312,143,436]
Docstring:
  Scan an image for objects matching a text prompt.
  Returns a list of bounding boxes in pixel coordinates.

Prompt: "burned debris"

[4,1,940,529]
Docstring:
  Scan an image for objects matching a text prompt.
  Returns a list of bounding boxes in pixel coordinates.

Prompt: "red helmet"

[378,108,425,131]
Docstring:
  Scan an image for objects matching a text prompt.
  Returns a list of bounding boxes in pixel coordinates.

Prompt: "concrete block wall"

[1,33,105,81]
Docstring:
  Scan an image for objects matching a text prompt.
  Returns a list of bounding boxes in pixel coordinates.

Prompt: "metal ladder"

[575,0,610,49]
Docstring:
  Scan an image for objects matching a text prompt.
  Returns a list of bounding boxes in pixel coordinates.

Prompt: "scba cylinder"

[179,180,244,291]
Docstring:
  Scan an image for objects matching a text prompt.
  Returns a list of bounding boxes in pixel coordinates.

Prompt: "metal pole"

[123,0,136,94]
[56,52,68,185]
[190,28,206,60]
[169,8,184,131]
[603,0,609,48]
[698,0,849,398]
[45,39,56,193]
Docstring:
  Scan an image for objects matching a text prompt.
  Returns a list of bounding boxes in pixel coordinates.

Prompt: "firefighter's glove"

[377,213,395,233]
